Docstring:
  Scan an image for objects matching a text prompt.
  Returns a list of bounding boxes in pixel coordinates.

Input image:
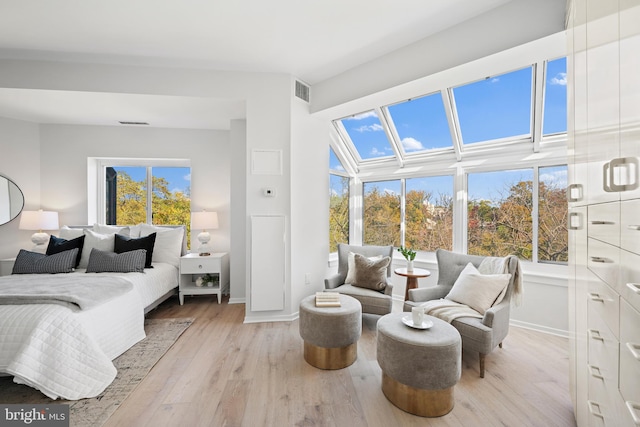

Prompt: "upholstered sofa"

[403,249,520,378]
[324,243,394,315]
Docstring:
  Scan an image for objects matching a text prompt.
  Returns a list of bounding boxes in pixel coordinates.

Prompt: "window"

[363,180,401,246]
[386,92,453,154]
[468,169,534,260]
[329,174,349,252]
[329,147,345,172]
[103,163,191,227]
[452,66,533,144]
[543,57,568,136]
[405,176,453,251]
[538,165,568,263]
[337,110,394,161]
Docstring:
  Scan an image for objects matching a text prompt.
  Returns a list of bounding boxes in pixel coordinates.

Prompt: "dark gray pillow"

[351,253,390,291]
[85,248,146,273]
[12,248,79,274]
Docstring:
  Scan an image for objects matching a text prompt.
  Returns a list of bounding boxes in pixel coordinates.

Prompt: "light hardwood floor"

[105,296,577,427]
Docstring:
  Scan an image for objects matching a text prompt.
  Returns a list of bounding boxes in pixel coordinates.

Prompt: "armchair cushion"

[351,254,390,291]
[445,262,511,315]
[345,252,382,284]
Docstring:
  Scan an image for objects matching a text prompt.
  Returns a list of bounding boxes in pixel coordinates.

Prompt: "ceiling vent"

[295,80,310,103]
[118,121,149,125]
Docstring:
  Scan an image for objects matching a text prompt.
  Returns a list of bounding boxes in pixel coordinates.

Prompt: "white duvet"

[0,263,178,400]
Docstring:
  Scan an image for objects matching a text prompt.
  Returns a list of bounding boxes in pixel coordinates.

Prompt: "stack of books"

[315,292,341,307]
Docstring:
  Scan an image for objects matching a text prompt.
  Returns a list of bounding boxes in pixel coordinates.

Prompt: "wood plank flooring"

[105,296,576,427]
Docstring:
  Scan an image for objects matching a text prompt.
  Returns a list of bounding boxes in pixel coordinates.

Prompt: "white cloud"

[383,188,397,196]
[540,169,568,187]
[355,123,383,132]
[345,111,377,121]
[370,147,389,157]
[491,77,500,83]
[402,137,424,151]
[550,72,567,86]
[184,173,191,181]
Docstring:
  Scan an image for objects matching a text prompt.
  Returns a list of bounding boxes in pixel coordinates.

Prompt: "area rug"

[0,317,194,427]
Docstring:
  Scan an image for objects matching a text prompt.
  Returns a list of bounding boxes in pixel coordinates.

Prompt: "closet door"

[251,215,285,311]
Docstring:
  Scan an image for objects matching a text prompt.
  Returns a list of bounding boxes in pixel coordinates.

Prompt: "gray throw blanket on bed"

[0,275,133,310]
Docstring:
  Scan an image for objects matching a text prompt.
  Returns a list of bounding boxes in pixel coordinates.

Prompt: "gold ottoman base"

[303,341,357,370]
[381,372,454,417]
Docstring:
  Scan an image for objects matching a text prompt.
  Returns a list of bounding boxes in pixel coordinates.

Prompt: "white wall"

[0,117,41,259]
[229,119,247,303]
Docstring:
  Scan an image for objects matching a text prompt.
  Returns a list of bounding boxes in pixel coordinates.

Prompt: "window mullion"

[443,89,463,161]
[533,61,545,153]
[146,166,153,224]
[532,166,540,263]
[377,107,404,168]
[400,178,406,248]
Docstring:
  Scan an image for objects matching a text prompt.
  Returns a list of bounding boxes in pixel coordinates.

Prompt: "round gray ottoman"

[299,294,362,369]
[377,312,461,417]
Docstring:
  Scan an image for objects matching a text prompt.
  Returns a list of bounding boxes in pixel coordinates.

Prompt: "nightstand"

[179,253,229,304]
[0,258,15,276]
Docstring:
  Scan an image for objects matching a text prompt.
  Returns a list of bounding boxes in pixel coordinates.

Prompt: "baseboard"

[510,319,569,338]
[228,297,246,305]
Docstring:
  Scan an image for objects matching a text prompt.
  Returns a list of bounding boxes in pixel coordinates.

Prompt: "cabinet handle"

[568,183,583,202]
[588,329,605,341]
[588,293,604,303]
[628,225,640,231]
[627,342,640,361]
[627,283,640,295]
[588,401,605,418]
[626,401,640,426]
[569,212,582,230]
[590,256,609,263]
[604,157,639,192]
[588,365,604,379]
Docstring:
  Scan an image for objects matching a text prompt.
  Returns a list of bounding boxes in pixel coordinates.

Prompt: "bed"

[0,224,184,400]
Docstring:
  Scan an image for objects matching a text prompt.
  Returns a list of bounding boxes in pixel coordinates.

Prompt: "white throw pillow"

[345,252,382,284]
[78,229,116,269]
[139,224,184,267]
[93,223,131,237]
[445,263,511,314]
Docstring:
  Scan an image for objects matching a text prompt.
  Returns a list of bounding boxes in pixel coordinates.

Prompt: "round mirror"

[0,175,25,226]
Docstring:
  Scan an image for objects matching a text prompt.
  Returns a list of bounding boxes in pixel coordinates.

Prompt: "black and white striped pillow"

[12,248,79,274]
[85,248,146,273]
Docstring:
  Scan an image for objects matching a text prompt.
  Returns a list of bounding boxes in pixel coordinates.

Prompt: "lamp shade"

[191,211,219,231]
[18,210,59,231]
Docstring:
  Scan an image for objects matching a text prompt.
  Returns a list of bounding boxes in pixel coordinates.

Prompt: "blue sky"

[114,166,191,195]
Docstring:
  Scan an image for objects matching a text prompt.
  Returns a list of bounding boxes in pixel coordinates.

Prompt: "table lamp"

[191,211,219,256]
[19,209,59,251]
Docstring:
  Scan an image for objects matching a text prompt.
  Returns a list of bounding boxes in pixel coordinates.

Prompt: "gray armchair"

[325,243,394,315]
[404,249,520,378]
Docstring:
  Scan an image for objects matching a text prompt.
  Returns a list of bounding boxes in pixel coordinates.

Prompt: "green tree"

[329,176,349,252]
[363,187,400,246]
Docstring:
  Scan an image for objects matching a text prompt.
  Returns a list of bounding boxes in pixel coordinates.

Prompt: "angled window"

[329,147,346,173]
[543,57,568,136]
[363,180,401,246]
[405,176,454,251]
[337,110,394,161]
[453,66,533,144]
[329,174,349,252]
[386,92,453,154]
[538,165,568,263]
[467,169,534,260]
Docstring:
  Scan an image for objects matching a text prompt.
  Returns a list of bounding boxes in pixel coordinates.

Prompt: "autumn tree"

[329,176,349,252]
[363,187,400,246]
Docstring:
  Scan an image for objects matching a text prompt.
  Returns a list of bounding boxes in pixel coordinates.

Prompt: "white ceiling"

[0,0,510,130]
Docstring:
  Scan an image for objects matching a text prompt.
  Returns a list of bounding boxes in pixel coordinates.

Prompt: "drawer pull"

[628,225,640,231]
[627,283,640,295]
[569,212,582,230]
[588,401,604,418]
[588,365,604,379]
[588,293,604,303]
[588,329,605,341]
[627,342,640,361]
[590,256,609,263]
[198,265,203,269]
[626,401,640,426]
[590,220,613,225]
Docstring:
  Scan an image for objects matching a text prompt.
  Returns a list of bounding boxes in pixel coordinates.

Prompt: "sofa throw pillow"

[351,253,390,291]
[12,248,79,274]
[85,248,146,273]
[445,262,511,315]
[78,229,116,269]
[46,234,85,267]
[114,232,156,268]
[345,252,383,284]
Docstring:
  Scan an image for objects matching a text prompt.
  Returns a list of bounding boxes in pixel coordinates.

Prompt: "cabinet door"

[251,215,285,312]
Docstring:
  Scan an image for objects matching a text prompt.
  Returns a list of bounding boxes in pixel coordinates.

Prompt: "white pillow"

[139,224,184,267]
[345,252,382,284]
[445,263,511,315]
[93,223,131,237]
[78,229,116,269]
[59,226,85,240]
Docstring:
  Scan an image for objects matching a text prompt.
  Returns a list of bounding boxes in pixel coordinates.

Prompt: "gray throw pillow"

[85,248,146,273]
[351,253,390,291]
[12,248,79,274]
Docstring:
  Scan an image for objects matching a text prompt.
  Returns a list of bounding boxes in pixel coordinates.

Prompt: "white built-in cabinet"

[567,0,640,426]
[250,215,285,312]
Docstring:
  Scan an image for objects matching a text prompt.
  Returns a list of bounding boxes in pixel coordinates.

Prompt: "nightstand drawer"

[180,257,221,274]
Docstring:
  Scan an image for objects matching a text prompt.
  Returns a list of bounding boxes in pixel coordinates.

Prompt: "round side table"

[394,267,431,301]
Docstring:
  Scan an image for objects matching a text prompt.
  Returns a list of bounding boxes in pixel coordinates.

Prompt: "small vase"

[406,260,414,273]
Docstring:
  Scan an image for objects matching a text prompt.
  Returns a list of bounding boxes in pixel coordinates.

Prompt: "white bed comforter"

[0,263,179,400]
